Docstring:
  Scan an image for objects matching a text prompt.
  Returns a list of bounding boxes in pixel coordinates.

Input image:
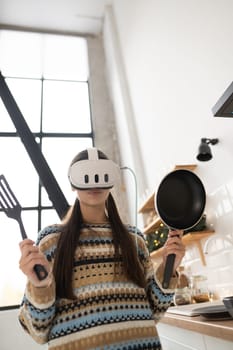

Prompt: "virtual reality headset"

[68,148,120,189]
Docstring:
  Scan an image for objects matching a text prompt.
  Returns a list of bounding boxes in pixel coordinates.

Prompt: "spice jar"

[174,266,191,305]
[190,275,210,303]
[174,287,192,306]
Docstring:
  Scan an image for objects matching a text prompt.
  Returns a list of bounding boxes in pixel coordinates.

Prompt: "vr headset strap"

[87,148,98,160]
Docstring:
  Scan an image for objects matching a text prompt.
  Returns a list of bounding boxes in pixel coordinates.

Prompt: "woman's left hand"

[162,230,185,274]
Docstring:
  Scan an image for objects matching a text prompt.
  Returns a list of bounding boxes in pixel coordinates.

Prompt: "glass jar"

[177,266,190,288]
[190,275,210,303]
[174,287,192,306]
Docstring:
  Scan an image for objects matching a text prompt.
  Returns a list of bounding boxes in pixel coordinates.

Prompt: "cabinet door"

[204,335,233,350]
[158,323,233,350]
[158,323,206,350]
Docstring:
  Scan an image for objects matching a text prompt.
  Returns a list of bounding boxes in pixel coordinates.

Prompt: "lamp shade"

[197,141,212,161]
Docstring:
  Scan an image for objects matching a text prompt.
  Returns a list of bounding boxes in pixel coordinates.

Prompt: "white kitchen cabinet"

[157,322,233,350]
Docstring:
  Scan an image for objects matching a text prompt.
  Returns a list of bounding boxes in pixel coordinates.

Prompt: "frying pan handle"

[162,253,175,289]
[33,264,48,281]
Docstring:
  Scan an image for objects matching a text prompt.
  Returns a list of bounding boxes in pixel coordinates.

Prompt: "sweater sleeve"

[18,278,56,344]
[135,228,178,322]
[18,226,59,344]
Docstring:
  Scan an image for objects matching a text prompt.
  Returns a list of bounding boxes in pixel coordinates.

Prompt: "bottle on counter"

[190,275,210,303]
[174,266,191,306]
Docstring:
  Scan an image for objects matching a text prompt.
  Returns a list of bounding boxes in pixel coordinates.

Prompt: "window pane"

[41,137,93,205]
[22,210,39,240]
[0,29,92,308]
[43,34,89,81]
[0,30,42,78]
[0,97,17,132]
[0,210,38,307]
[5,78,42,132]
[42,80,92,133]
[41,209,60,228]
[0,138,39,206]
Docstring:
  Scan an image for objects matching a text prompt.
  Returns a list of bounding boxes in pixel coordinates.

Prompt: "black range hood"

[212,81,233,117]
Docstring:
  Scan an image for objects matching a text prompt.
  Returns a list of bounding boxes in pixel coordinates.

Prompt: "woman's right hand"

[19,239,52,287]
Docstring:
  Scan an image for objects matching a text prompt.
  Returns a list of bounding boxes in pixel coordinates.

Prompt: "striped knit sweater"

[18,224,177,350]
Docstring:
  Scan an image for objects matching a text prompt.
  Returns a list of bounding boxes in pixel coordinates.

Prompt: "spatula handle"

[19,220,48,280]
[33,264,48,280]
[18,217,28,240]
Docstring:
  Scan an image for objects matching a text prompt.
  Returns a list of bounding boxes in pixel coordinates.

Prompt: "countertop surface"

[160,309,233,342]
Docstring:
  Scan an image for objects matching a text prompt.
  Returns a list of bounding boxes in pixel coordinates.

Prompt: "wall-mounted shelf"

[138,192,155,213]
[150,230,215,265]
[173,164,197,171]
[144,216,162,234]
[143,215,162,234]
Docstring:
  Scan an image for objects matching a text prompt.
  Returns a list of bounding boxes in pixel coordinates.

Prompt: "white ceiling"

[0,0,113,35]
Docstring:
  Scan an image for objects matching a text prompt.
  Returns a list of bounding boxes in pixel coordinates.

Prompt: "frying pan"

[155,169,206,289]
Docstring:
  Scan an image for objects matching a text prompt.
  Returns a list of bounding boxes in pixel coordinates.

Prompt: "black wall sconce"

[197,138,219,161]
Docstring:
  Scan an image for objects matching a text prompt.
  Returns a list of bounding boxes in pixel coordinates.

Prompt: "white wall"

[103,0,233,297]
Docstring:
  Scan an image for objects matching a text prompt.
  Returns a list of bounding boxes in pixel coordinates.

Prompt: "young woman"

[18,148,185,350]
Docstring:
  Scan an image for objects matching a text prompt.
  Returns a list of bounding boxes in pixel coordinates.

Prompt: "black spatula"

[0,174,48,280]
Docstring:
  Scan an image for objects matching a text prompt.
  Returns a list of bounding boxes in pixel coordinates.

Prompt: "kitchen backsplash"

[182,179,233,300]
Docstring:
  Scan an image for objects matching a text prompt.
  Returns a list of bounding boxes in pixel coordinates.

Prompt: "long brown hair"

[53,149,146,299]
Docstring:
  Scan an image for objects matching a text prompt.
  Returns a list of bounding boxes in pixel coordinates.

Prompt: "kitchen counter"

[160,312,233,342]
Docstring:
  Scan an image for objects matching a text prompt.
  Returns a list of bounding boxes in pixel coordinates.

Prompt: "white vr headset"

[68,148,120,189]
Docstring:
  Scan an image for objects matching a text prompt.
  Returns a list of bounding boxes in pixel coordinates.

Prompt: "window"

[0,30,93,307]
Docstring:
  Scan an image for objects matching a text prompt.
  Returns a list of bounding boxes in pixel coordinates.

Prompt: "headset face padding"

[68,148,120,189]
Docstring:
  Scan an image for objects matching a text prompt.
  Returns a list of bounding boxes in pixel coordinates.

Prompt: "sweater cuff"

[26,276,55,308]
[155,263,178,292]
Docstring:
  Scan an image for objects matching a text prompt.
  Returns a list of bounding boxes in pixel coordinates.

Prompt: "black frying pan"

[155,169,206,288]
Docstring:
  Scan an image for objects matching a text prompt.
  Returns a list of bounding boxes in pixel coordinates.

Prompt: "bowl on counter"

[222,296,233,318]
